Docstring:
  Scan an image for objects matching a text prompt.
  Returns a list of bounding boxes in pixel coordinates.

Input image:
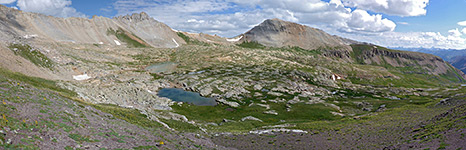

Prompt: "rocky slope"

[240,18,355,51]
[0,69,226,149]
[394,47,466,62]
[237,18,465,81]
[395,47,466,75]
[0,5,184,48]
[351,44,466,79]
[0,5,186,80]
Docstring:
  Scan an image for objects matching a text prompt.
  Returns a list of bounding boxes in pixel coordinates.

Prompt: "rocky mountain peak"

[243,18,351,51]
[114,12,153,22]
[0,4,20,15]
[0,4,11,11]
[247,18,308,36]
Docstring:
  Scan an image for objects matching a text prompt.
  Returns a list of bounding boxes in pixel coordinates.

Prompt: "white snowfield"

[23,34,38,39]
[172,38,179,47]
[114,40,121,45]
[73,74,91,81]
[226,36,243,42]
[147,90,155,94]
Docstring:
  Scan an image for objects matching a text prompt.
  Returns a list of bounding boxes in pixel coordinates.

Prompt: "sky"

[0,0,465,49]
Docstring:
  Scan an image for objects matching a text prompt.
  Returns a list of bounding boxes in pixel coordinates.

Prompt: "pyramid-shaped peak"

[243,18,352,50]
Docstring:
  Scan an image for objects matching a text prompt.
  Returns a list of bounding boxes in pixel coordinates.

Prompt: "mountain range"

[0,4,466,149]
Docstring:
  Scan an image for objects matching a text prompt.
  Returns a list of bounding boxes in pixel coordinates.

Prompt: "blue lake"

[157,88,217,106]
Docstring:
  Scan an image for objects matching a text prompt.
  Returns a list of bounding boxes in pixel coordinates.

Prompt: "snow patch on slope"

[249,129,308,134]
[114,40,121,45]
[226,36,243,42]
[172,38,179,47]
[73,74,91,81]
[23,34,38,39]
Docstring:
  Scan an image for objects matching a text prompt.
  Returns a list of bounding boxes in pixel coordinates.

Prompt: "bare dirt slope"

[0,43,61,80]
[0,5,185,48]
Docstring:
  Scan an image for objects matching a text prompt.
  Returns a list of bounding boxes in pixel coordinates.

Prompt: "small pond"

[145,62,177,73]
[157,88,217,106]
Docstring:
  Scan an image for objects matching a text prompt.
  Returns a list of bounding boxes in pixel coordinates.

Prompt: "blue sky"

[390,0,466,35]
[1,0,465,49]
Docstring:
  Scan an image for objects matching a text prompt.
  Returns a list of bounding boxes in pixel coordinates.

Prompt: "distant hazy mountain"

[450,56,466,73]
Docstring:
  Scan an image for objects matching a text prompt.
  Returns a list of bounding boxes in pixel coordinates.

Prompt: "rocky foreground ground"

[0,71,230,149]
[1,71,466,149]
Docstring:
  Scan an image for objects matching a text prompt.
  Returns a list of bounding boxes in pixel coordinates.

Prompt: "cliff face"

[351,44,466,79]
[242,18,355,51]
[0,5,185,48]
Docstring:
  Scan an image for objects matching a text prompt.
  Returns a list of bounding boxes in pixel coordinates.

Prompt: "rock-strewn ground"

[0,72,228,149]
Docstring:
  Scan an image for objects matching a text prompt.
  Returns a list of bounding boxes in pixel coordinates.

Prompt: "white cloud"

[0,0,15,4]
[17,0,85,18]
[342,0,429,16]
[462,28,466,34]
[340,31,466,49]
[448,28,462,37]
[341,9,396,34]
[458,21,466,26]
[397,22,409,25]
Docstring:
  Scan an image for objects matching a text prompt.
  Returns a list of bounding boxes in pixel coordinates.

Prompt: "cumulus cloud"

[448,28,462,37]
[0,0,16,4]
[17,0,85,18]
[341,9,396,34]
[458,21,466,26]
[462,28,466,35]
[342,0,429,16]
[114,0,242,35]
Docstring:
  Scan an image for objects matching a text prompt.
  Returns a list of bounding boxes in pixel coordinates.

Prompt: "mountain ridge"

[0,4,464,82]
[240,18,357,51]
[0,5,185,48]
[236,18,465,80]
